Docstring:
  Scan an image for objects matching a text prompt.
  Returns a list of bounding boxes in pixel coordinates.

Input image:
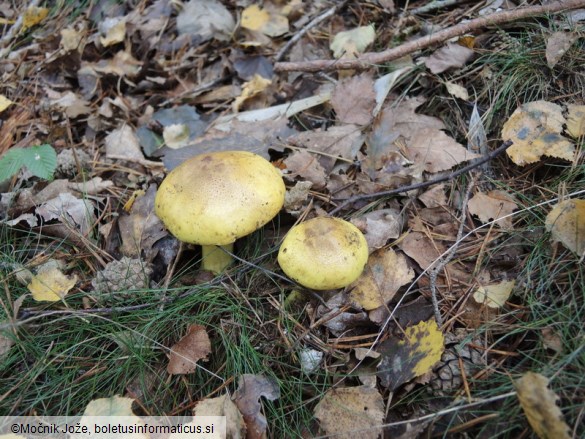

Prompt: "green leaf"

[0,148,25,182]
[20,144,57,180]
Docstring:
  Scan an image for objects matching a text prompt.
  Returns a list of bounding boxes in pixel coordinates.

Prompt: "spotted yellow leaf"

[27,267,77,302]
[515,372,571,439]
[545,199,585,256]
[473,280,515,308]
[502,101,575,166]
[377,319,444,389]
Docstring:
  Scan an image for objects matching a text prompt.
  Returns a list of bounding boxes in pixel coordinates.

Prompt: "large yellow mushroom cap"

[155,151,285,245]
[278,217,369,290]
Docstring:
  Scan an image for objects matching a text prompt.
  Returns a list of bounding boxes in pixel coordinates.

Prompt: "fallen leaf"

[233,374,280,439]
[284,150,327,189]
[167,324,212,375]
[351,208,402,250]
[331,73,376,125]
[232,74,272,112]
[407,128,480,173]
[566,104,585,138]
[502,101,575,165]
[176,0,235,41]
[423,43,474,74]
[467,190,518,229]
[377,319,445,390]
[545,199,585,256]
[80,50,143,78]
[515,372,571,439]
[46,90,91,118]
[193,394,245,438]
[28,264,77,302]
[418,185,447,208]
[314,386,385,439]
[541,328,563,353]
[330,25,376,59]
[36,193,96,236]
[473,280,515,308]
[22,6,48,31]
[284,180,312,214]
[60,27,84,52]
[350,248,414,310]
[0,322,14,359]
[99,16,126,47]
[0,95,13,113]
[400,232,443,270]
[545,31,578,68]
[105,125,145,162]
[241,4,288,37]
[444,81,469,100]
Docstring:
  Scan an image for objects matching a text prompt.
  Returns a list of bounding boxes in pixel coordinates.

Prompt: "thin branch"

[274,0,585,72]
[409,0,475,15]
[328,140,513,216]
[275,0,350,62]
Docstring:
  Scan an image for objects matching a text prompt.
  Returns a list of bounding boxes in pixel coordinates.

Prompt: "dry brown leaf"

[350,248,414,310]
[407,128,480,173]
[233,374,280,439]
[400,232,443,270]
[502,101,575,166]
[331,73,376,125]
[545,199,585,256]
[284,150,327,189]
[473,280,515,308]
[194,394,246,439]
[176,0,235,41]
[317,292,369,336]
[167,324,212,375]
[351,208,402,250]
[423,43,474,74]
[515,372,571,439]
[545,31,578,68]
[46,89,91,118]
[314,386,385,439]
[105,125,145,162]
[467,190,518,229]
[81,50,142,78]
[566,104,585,138]
[418,184,447,208]
[36,193,96,236]
[284,181,312,214]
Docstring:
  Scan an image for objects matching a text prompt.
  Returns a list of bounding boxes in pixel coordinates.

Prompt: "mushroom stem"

[201,244,234,273]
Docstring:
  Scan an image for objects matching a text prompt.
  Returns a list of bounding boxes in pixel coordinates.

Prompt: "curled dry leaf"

[350,248,414,310]
[467,190,518,229]
[331,73,376,125]
[515,372,571,439]
[314,385,385,439]
[194,394,245,439]
[283,150,327,189]
[233,374,280,439]
[283,180,312,214]
[167,324,212,375]
[502,101,575,166]
[377,319,445,390]
[545,199,585,256]
[473,280,515,308]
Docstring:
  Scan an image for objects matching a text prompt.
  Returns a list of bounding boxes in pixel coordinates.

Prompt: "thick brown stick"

[274,0,585,72]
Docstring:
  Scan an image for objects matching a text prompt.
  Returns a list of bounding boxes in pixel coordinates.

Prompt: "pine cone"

[91,257,152,299]
[431,331,484,393]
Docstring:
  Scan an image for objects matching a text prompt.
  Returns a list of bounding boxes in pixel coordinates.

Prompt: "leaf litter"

[1,0,583,437]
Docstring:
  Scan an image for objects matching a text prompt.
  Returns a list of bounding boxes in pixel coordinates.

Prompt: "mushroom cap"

[278,217,368,290]
[155,151,285,245]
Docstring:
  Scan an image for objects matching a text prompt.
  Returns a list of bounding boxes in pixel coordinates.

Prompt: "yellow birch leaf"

[22,6,49,31]
[0,95,13,113]
[545,199,585,256]
[241,4,269,31]
[566,104,585,138]
[515,372,571,439]
[377,319,444,389]
[27,267,77,302]
[473,280,515,308]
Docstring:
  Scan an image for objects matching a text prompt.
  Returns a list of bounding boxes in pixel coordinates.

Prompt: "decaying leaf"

[330,25,375,59]
[36,193,96,236]
[284,181,312,214]
[46,89,91,118]
[22,6,48,31]
[167,324,212,375]
[194,394,246,439]
[351,208,402,250]
[545,31,578,68]
[400,232,444,270]
[233,374,280,439]
[502,101,575,165]
[317,292,369,336]
[473,280,515,308]
[60,27,84,52]
[467,190,518,229]
[350,248,414,310]
[314,385,385,439]
[176,0,235,42]
[418,184,447,208]
[331,73,376,125]
[566,104,585,138]
[0,95,13,113]
[241,4,288,37]
[284,150,327,189]
[99,16,126,47]
[105,125,145,162]
[545,199,585,256]
[27,262,77,302]
[377,319,445,390]
[423,43,474,74]
[232,74,272,112]
[515,372,571,439]
[444,81,469,100]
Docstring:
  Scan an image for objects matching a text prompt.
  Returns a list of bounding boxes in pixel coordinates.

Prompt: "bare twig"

[275,0,350,62]
[429,173,477,326]
[274,0,585,72]
[409,0,474,15]
[328,140,513,216]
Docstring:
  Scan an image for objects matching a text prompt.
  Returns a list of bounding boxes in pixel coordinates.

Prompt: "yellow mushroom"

[155,151,285,273]
[278,217,368,290]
